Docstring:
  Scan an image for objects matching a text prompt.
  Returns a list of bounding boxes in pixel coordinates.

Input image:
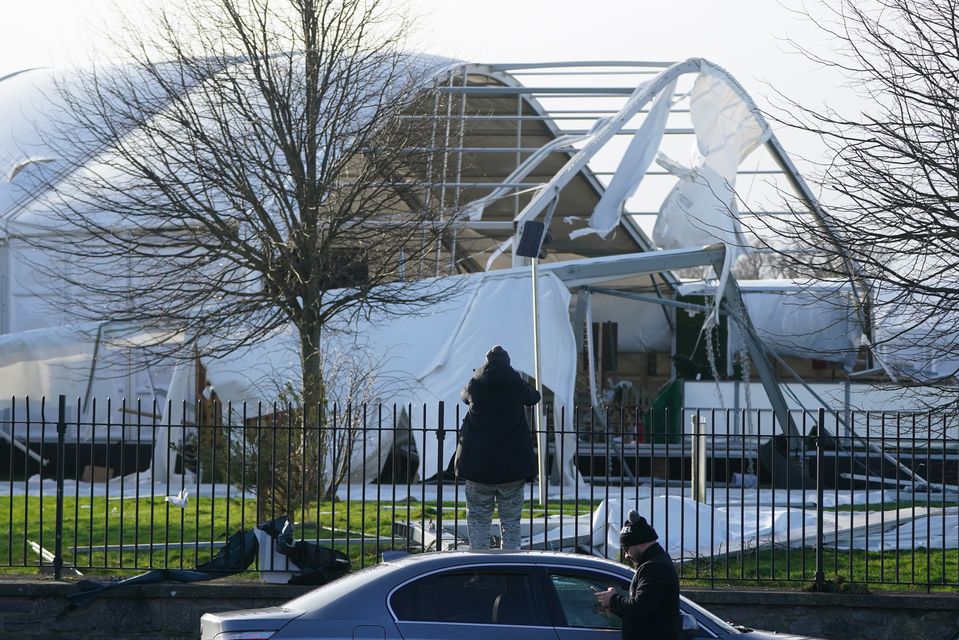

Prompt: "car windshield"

[284,563,393,611]
[680,596,740,634]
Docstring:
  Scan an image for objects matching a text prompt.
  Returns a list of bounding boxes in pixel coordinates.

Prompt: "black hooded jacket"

[453,358,540,484]
[609,542,681,640]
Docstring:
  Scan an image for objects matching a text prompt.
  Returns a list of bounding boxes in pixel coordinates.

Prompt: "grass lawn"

[679,547,959,592]
[1,495,956,591]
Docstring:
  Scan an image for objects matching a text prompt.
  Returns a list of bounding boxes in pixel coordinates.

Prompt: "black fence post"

[54,394,66,580]
[436,401,445,552]
[815,407,825,590]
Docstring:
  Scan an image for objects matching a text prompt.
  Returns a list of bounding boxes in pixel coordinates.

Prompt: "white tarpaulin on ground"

[591,495,958,559]
[592,496,817,560]
[203,267,579,485]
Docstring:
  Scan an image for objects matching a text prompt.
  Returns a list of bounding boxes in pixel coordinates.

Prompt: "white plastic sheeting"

[652,64,769,330]
[9,470,249,500]
[677,279,862,368]
[592,496,817,560]
[591,494,958,560]
[837,509,959,552]
[0,324,96,399]
[0,55,462,340]
[570,80,677,240]
[203,268,579,485]
[652,64,767,254]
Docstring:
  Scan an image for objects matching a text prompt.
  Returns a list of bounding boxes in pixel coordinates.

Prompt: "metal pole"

[815,407,825,590]
[436,401,445,552]
[54,394,66,580]
[691,413,706,503]
[531,258,547,505]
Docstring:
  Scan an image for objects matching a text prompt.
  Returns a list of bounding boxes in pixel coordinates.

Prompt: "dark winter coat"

[453,359,540,484]
[609,542,681,640]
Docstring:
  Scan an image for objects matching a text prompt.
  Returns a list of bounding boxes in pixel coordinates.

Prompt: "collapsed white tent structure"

[2,54,956,490]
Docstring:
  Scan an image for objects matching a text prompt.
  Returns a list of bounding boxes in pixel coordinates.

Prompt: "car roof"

[287,550,636,616]
[383,550,632,574]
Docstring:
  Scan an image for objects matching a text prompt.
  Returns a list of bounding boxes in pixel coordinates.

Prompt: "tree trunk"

[299,314,330,502]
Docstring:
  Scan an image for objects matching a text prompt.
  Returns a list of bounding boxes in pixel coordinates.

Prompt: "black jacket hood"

[472,358,520,388]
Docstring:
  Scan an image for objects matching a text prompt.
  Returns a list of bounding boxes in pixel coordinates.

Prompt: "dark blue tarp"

[63,516,351,611]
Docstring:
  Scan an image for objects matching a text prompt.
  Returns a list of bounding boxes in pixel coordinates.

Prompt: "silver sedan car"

[201,550,821,640]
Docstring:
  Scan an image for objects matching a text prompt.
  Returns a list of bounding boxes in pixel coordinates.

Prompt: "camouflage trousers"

[465,479,526,550]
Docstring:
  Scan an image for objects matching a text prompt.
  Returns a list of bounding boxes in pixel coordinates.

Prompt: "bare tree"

[227,347,392,514]
[748,0,959,397]
[20,0,462,426]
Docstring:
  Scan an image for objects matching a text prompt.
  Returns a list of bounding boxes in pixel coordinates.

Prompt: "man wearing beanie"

[454,345,540,550]
[594,509,681,640]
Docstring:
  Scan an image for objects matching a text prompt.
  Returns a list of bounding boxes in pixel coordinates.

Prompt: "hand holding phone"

[593,585,614,609]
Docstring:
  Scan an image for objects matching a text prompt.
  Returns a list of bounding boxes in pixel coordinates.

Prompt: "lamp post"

[516,218,549,504]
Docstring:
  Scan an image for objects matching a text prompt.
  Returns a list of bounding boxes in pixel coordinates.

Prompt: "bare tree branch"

[750,0,959,403]
[18,0,464,420]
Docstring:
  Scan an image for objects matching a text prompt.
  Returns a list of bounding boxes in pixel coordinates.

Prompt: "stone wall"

[0,579,304,639]
[0,579,957,640]
[685,589,959,640]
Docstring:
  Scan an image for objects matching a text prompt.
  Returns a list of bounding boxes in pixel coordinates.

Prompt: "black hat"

[620,509,657,547]
[485,345,510,365]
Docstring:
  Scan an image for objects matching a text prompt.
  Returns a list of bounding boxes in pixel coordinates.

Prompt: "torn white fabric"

[570,79,677,240]
[652,64,769,255]
[652,159,745,251]
[690,62,769,179]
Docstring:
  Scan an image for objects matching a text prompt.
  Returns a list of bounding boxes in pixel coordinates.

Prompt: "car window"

[547,571,628,630]
[391,569,542,626]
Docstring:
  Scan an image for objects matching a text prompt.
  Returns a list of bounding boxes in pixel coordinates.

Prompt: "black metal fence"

[1,395,957,590]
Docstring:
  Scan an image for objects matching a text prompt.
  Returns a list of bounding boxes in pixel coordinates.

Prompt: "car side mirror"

[680,611,699,633]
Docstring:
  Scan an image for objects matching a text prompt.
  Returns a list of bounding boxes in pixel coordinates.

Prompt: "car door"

[389,566,559,640]
[541,568,625,640]
[540,567,716,640]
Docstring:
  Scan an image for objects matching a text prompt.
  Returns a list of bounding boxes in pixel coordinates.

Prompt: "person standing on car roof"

[454,345,540,550]
[594,510,681,640]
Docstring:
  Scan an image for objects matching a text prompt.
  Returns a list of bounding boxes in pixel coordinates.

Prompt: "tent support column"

[543,245,803,445]
[531,257,547,504]
[717,270,802,446]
